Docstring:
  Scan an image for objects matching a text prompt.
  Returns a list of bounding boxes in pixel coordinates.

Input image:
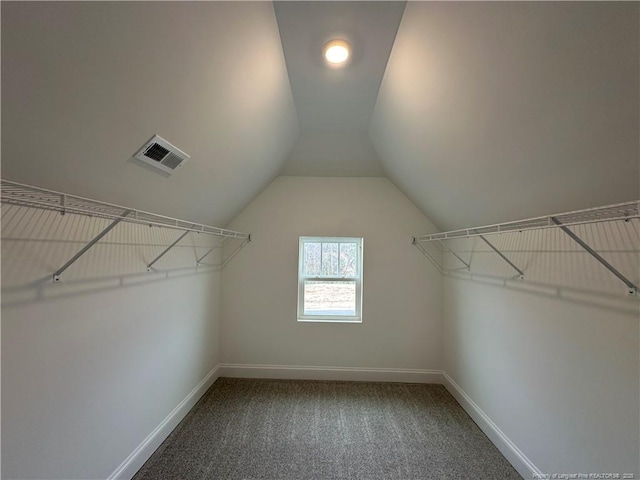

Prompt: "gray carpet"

[133,378,522,479]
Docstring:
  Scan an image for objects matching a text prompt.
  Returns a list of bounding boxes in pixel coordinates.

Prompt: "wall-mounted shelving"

[1,179,251,282]
[413,201,640,296]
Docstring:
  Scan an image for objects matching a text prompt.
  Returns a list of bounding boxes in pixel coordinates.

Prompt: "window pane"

[304,280,356,316]
[304,242,321,276]
[321,243,339,276]
[339,243,357,277]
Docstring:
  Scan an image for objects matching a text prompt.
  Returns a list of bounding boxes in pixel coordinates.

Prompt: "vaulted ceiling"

[2,2,298,226]
[275,1,404,177]
[371,2,639,230]
[2,1,638,230]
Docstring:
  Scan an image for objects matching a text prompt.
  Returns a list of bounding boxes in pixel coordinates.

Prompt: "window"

[297,237,363,323]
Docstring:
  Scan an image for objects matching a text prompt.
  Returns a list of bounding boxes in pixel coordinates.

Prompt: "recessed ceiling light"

[323,39,351,67]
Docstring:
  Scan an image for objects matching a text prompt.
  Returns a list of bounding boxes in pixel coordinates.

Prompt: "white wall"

[220,176,441,370]
[1,206,223,479]
[6,179,636,480]
[442,225,640,476]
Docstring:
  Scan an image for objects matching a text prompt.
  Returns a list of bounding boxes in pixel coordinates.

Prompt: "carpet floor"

[133,377,522,479]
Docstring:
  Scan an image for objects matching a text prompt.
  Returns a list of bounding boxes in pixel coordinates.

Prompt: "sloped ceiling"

[370,2,639,230]
[2,2,638,231]
[1,1,298,226]
[275,1,404,177]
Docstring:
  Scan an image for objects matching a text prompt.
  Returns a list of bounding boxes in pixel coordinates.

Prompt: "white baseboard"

[107,364,221,480]
[219,363,443,384]
[107,363,539,480]
[441,371,542,479]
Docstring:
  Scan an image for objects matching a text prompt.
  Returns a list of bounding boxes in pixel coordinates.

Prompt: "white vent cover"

[133,135,189,174]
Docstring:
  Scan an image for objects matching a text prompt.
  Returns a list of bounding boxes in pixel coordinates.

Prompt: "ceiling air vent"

[133,135,190,174]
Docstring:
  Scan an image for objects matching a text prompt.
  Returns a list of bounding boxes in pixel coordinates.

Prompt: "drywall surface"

[443,274,639,476]
[221,176,441,369]
[371,1,639,231]
[279,132,386,177]
[2,1,298,227]
[1,207,222,479]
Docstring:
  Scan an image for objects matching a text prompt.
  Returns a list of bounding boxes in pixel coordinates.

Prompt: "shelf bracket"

[413,238,445,274]
[438,239,471,270]
[477,234,524,279]
[53,210,132,282]
[197,235,251,267]
[196,246,219,265]
[147,230,191,272]
[551,216,638,295]
[221,237,251,269]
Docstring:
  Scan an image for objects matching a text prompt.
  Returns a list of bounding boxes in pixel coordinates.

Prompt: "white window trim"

[297,236,363,323]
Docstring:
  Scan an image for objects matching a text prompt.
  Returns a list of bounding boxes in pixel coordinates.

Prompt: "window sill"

[297,317,362,324]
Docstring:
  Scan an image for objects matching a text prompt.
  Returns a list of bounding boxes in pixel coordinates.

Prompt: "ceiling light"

[323,40,351,67]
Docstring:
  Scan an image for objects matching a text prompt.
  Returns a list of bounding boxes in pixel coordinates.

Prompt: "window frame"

[297,236,363,323]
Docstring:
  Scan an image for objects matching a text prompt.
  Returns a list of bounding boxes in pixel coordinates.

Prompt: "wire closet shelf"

[412,200,640,296]
[0,179,249,239]
[414,201,639,242]
[1,179,251,282]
